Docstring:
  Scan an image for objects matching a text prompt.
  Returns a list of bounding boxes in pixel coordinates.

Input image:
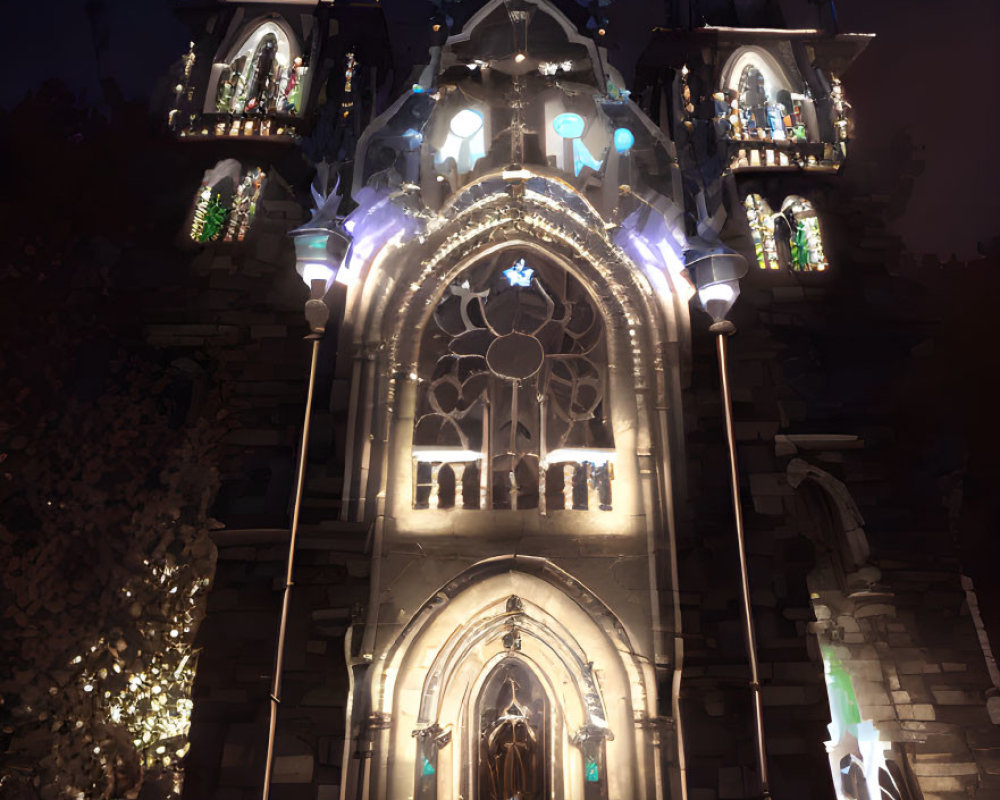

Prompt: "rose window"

[413,251,614,512]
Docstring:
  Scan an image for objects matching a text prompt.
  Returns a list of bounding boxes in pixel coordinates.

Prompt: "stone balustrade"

[412,447,615,512]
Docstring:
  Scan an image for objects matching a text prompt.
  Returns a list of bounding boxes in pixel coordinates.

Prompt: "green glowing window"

[781,195,828,272]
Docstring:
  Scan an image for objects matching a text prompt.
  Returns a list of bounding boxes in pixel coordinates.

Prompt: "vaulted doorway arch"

[368,559,653,800]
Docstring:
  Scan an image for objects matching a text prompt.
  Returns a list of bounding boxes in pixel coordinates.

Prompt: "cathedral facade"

[165,2,1000,799]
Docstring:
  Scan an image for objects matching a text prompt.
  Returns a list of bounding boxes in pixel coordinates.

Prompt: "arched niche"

[720,46,812,143]
[785,459,919,800]
[204,18,306,117]
[442,0,606,87]
[371,558,655,800]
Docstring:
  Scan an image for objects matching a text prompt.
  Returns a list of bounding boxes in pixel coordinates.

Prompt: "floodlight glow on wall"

[435,108,487,175]
[413,446,482,463]
[450,108,484,138]
[545,448,616,467]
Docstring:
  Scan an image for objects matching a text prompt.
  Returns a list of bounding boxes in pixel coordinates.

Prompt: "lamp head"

[290,226,352,333]
[683,236,749,323]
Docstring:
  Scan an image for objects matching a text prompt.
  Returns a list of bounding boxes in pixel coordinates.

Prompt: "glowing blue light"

[503,258,534,287]
[614,127,635,153]
[412,84,426,94]
[421,757,435,777]
[553,112,585,139]
[572,139,602,175]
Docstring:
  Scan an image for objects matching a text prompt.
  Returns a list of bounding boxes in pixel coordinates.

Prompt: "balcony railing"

[412,446,615,513]
[728,139,840,172]
[173,112,299,141]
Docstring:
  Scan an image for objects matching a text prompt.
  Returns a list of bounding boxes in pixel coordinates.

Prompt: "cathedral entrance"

[476,660,549,800]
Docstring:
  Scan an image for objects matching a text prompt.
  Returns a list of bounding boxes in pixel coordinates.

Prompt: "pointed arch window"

[189,161,266,243]
[214,21,306,117]
[744,194,780,270]
[722,49,809,145]
[780,195,828,272]
[413,251,614,512]
[743,193,829,272]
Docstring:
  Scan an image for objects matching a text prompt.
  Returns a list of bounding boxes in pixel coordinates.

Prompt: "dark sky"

[7,0,998,259]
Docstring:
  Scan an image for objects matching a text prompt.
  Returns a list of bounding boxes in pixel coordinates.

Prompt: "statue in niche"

[481,673,542,800]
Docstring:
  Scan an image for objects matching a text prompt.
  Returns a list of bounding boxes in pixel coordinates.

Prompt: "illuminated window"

[414,252,613,511]
[781,195,828,272]
[723,50,807,144]
[190,163,266,244]
[435,108,487,176]
[743,194,780,270]
[214,22,305,117]
[223,167,266,242]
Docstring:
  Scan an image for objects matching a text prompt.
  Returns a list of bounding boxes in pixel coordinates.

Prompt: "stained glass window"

[727,57,807,144]
[189,164,266,244]
[414,251,613,511]
[781,195,828,272]
[744,194,780,270]
[214,22,306,117]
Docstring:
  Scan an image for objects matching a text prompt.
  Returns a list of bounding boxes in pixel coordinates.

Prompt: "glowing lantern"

[552,112,585,139]
[613,127,635,153]
[684,236,749,324]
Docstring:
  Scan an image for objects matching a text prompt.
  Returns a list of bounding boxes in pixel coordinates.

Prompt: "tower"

[334,3,690,797]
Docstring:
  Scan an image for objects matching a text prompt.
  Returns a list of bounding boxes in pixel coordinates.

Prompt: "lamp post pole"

[262,331,322,800]
[685,239,770,799]
[262,186,349,797]
[712,319,771,800]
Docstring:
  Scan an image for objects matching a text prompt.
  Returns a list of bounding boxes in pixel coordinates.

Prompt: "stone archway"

[369,558,653,800]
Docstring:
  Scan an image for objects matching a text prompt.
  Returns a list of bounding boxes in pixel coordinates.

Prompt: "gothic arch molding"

[785,458,919,800]
[369,556,656,800]
[340,174,690,528]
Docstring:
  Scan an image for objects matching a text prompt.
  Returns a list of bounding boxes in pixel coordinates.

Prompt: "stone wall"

[182,526,368,800]
[676,225,1000,799]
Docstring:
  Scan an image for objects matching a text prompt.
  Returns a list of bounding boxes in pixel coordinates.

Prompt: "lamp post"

[261,218,350,800]
[686,238,771,800]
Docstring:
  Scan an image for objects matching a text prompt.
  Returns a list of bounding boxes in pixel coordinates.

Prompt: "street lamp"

[261,204,351,800]
[292,224,351,333]
[686,237,772,800]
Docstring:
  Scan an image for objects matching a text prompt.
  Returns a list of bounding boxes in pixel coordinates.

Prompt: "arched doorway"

[369,561,652,800]
[475,658,550,800]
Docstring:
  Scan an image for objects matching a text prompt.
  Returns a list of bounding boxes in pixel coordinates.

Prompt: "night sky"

[5,0,999,257]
